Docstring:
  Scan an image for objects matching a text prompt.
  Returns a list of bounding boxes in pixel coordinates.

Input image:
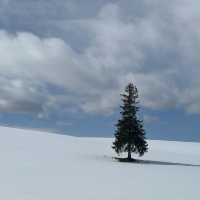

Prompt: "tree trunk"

[128,144,131,161]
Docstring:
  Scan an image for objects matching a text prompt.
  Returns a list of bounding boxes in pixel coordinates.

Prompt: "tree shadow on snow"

[114,157,200,167]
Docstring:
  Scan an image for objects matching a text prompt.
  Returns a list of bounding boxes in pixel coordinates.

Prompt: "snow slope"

[0,126,199,200]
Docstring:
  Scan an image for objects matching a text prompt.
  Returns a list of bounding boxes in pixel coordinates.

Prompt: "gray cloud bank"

[0,0,200,117]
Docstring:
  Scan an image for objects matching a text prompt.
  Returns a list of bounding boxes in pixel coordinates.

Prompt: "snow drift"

[0,126,199,200]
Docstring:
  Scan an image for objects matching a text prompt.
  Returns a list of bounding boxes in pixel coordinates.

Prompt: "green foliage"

[112,83,148,159]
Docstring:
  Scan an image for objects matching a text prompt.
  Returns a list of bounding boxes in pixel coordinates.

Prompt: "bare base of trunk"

[128,151,132,161]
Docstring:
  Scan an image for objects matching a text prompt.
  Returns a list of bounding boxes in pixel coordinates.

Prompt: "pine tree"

[112,83,148,161]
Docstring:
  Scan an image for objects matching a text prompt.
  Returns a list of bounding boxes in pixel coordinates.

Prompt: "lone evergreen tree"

[113,83,148,161]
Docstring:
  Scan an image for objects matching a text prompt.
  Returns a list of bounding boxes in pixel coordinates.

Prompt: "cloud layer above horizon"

[0,0,200,119]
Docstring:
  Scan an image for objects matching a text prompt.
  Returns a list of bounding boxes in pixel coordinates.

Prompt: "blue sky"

[0,0,200,141]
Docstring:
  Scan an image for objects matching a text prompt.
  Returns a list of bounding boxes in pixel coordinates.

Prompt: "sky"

[0,0,200,141]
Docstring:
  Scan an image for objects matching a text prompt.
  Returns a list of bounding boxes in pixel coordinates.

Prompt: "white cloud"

[143,115,160,124]
[0,1,200,116]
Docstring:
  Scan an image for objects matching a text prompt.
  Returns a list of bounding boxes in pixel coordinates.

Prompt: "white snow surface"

[0,126,199,200]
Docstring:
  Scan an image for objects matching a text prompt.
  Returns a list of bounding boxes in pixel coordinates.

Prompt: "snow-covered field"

[0,126,199,200]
